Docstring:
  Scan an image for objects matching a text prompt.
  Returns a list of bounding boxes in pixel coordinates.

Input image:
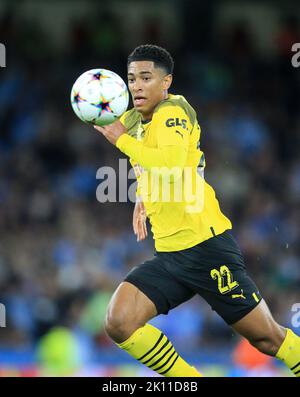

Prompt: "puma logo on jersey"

[165,118,187,129]
[231,289,246,299]
[175,130,184,138]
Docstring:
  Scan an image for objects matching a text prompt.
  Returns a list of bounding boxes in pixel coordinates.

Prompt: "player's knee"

[104,304,138,344]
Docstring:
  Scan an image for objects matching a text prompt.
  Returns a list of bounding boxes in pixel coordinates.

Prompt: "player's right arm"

[116,105,191,175]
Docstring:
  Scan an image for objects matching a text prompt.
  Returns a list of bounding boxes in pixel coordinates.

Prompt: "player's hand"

[133,199,148,242]
[94,120,126,145]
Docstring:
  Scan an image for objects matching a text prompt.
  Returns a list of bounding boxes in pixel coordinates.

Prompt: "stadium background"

[0,0,299,377]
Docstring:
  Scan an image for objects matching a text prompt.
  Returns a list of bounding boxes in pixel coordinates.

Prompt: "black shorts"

[124,230,262,325]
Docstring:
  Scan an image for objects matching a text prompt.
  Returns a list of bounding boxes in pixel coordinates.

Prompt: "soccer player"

[94,45,300,377]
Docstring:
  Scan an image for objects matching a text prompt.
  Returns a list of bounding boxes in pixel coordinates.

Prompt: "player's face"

[127,61,172,120]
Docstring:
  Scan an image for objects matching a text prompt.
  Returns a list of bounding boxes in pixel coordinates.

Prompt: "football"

[70,68,129,126]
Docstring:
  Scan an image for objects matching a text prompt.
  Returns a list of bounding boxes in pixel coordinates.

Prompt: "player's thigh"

[201,232,264,325]
[106,281,157,328]
[199,263,263,325]
[158,231,263,325]
[124,256,195,316]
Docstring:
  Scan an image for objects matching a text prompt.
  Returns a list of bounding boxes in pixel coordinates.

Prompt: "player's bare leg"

[105,281,202,376]
[105,281,157,343]
[232,300,286,355]
[232,300,300,376]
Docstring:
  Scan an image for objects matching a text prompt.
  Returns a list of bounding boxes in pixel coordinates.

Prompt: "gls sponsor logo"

[291,303,300,328]
[291,43,300,67]
[165,118,188,129]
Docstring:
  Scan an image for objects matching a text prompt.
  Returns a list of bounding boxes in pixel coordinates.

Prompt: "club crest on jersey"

[165,118,187,129]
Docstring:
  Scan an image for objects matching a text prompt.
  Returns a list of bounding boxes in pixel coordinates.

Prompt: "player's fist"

[94,120,126,145]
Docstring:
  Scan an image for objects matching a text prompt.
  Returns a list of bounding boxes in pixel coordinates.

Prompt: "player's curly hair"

[127,44,174,75]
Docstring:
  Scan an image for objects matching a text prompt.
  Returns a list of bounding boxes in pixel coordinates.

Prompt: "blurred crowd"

[0,1,299,373]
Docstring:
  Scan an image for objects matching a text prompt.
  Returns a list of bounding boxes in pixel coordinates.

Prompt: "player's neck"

[141,112,153,121]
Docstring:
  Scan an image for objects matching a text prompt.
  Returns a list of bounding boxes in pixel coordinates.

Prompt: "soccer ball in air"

[70,68,129,126]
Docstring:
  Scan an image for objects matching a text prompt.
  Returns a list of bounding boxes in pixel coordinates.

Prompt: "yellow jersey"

[117,94,232,251]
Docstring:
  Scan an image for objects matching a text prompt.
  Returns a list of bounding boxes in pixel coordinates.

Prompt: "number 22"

[210,265,239,294]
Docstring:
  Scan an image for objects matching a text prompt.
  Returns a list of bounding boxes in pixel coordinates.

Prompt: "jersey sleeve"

[154,104,192,149]
[116,104,191,171]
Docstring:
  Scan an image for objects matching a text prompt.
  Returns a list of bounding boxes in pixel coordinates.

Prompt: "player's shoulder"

[120,108,141,137]
[154,94,197,125]
[120,107,139,125]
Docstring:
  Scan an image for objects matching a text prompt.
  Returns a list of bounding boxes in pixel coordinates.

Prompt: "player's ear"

[163,74,172,90]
